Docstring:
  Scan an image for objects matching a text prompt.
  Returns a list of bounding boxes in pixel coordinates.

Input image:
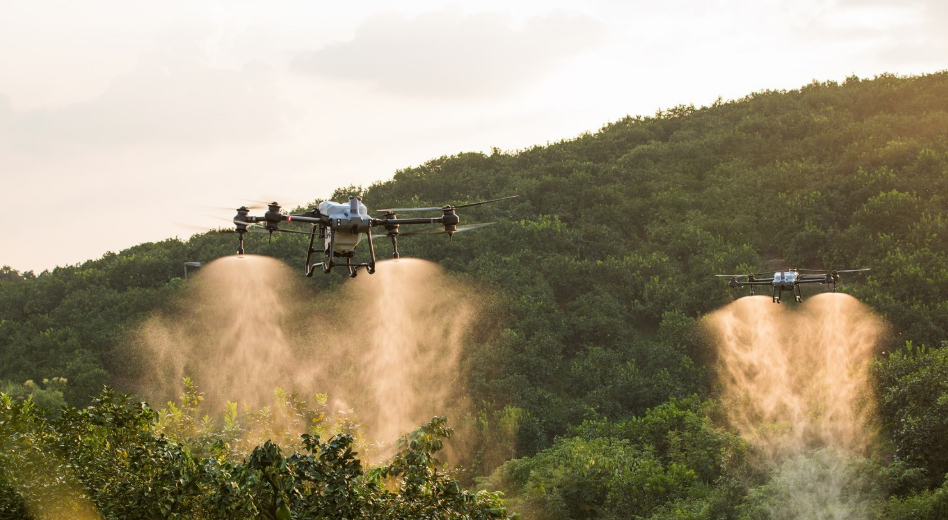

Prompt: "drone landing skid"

[310,258,376,278]
[772,286,804,304]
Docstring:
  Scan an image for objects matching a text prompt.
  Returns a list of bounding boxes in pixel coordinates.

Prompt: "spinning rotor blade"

[401,222,496,236]
[205,215,254,228]
[454,195,519,208]
[174,221,215,232]
[241,198,277,206]
[241,197,308,209]
[834,268,871,273]
[376,206,442,213]
[446,222,496,233]
[376,195,518,213]
[271,227,317,236]
[197,203,267,211]
[714,274,751,278]
[242,222,315,236]
[378,227,440,237]
[209,216,312,236]
[372,222,495,238]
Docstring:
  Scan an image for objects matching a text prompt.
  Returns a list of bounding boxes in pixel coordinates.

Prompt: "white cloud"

[0,93,11,122]
[787,0,948,72]
[292,8,604,98]
[1,34,296,151]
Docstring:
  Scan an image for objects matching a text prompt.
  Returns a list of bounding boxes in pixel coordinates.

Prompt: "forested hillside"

[4,72,948,518]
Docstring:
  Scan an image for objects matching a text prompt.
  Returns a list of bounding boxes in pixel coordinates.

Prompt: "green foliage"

[0,387,514,519]
[883,477,948,520]
[4,72,948,517]
[873,342,948,485]
[0,378,67,418]
[493,398,755,520]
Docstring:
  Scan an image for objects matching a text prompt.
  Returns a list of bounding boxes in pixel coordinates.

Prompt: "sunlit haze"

[2,0,946,271]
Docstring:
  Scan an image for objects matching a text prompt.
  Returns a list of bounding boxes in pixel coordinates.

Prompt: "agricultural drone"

[232,195,516,277]
[715,268,870,303]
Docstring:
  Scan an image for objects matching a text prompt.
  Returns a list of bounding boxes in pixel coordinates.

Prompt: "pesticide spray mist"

[706,293,883,458]
[136,255,300,410]
[311,258,480,444]
[134,255,481,450]
[706,293,885,518]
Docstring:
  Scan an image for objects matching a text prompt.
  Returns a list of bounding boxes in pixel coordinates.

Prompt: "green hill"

[3,71,948,519]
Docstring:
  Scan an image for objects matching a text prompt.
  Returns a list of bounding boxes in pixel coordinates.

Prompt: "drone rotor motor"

[441,207,460,235]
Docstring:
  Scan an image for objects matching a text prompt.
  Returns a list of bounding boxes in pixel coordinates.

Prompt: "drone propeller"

[240,197,313,210]
[174,222,215,232]
[376,195,518,213]
[210,215,314,236]
[376,205,442,213]
[241,198,277,205]
[454,195,519,208]
[372,222,495,238]
[714,274,752,278]
[793,268,871,277]
[203,215,254,230]
[198,203,268,212]
[240,222,316,236]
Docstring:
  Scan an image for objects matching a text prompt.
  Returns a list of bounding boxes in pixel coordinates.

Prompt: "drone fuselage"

[318,199,369,255]
[772,271,798,291]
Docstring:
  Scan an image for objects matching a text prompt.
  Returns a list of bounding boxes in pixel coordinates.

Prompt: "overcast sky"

[2,0,946,272]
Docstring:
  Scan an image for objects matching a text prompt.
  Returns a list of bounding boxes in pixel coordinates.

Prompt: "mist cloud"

[292,9,604,98]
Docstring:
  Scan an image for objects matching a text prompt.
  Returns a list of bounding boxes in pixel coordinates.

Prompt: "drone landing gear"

[794,285,803,303]
[345,230,378,277]
[304,224,324,277]
[773,288,781,304]
[303,227,379,278]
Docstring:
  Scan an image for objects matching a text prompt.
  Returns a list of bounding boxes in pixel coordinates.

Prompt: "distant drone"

[232,195,517,277]
[715,268,870,303]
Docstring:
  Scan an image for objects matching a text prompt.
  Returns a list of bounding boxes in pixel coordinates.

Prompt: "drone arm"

[732,280,773,286]
[283,215,325,225]
[370,217,443,227]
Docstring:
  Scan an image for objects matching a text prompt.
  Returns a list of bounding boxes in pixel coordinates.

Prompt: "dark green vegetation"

[2,385,509,519]
[3,72,948,518]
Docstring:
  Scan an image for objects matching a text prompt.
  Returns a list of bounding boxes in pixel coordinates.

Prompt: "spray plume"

[706,293,883,460]
[134,255,481,451]
[705,293,886,518]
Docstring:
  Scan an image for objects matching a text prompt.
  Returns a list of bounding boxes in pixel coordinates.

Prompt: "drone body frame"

[233,195,515,278]
[717,268,870,303]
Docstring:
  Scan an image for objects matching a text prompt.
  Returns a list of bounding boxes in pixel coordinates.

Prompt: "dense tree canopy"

[3,71,948,518]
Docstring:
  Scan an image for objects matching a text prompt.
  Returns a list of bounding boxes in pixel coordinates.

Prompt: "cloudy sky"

[2,0,946,272]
